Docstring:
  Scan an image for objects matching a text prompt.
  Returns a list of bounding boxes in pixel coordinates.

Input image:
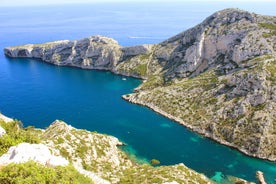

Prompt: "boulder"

[0,143,69,167]
[0,125,6,137]
[0,113,13,123]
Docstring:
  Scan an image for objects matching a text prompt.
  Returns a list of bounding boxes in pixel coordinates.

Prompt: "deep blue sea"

[0,2,275,183]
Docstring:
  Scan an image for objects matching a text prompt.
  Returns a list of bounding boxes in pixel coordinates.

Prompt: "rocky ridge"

[4,36,153,79]
[4,8,276,161]
[0,114,213,184]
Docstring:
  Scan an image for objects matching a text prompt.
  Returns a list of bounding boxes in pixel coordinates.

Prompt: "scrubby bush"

[0,161,93,184]
[0,120,41,155]
[150,159,160,165]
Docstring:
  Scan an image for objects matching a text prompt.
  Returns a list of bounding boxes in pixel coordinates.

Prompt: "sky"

[1,0,276,7]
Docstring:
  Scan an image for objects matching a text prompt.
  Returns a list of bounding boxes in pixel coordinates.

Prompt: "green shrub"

[0,161,93,184]
[266,60,276,83]
[57,137,65,144]
[0,120,41,155]
[260,23,276,37]
[140,54,150,60]
[135,64,147,76]
[150,159,160,165]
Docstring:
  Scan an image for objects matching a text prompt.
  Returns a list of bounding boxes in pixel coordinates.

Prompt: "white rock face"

[256,171,267,184]
[4,36,122,71]
[74,165,111,184]
[163,182,179,184]
[0,113,13,123]
[0,143,69,167]
[0,113,12,138]
[0,125,6,137]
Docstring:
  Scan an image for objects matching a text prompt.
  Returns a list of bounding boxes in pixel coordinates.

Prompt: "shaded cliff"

[4,8,276,161]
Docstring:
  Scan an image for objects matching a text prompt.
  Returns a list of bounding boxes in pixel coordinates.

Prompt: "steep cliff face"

[4,36,153,79]
[5,36,121,69]
[4,8,276,161]
[153,8,275,79]
[125,9,276,161]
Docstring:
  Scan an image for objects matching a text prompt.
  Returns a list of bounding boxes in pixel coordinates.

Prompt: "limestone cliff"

[4,8,276,161]
[0,143,69,167]
[124,9,276,161]
[4,36,153,79]
[153,9,275,79]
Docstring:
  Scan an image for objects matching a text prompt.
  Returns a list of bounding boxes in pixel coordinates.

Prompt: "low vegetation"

[265,60,276,83]
[120,164,212,184]
[0,118,213,183]
[150,159,161,165]
[135,63,147,76]
[0,120,41,156]
[260,23,276,37]
[126,54,276,160]
[0,161,93,184]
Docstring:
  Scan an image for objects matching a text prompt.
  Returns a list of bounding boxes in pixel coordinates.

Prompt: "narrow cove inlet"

[1,57,275,183]
[0,2,276,184]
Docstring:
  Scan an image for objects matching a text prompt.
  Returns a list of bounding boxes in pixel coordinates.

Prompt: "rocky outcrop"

[125,9,276,161]
[0,143,69,167]
[74,166,111,184]
[0,113,13,137]
[42,120,128,174]
[124,56,276,161]
[121,44,153,60]
[0,113,13,123]
[4,9,276,161]
[0,126,5,137]
[0,115,214,184]
[5,36,122,70]
[41,120,214,183]
[256,171,267,184]
[154,8,275,79]
[163,182,179,184]
[4,36,154,79]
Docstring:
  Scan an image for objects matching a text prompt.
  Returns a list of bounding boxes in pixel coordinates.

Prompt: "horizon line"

[1,0,276,7]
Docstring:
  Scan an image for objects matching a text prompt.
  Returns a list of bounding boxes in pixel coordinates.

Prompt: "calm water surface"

[0,2,275,183]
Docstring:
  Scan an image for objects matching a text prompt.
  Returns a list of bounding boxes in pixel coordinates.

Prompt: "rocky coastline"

[122,94,272,161]
[0,113,215,184]
[4,8,276,161]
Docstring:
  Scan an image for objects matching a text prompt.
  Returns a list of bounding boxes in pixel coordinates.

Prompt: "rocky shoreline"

[1,112,270,183]
[122,94,274,162]
[0,113,215,184]
[4,8,276,161]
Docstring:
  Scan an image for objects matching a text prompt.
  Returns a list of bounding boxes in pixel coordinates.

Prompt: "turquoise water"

[0,2,275,183]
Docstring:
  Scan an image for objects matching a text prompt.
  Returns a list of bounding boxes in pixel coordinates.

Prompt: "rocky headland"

[0,113,215,184]
[4,8,276,163]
